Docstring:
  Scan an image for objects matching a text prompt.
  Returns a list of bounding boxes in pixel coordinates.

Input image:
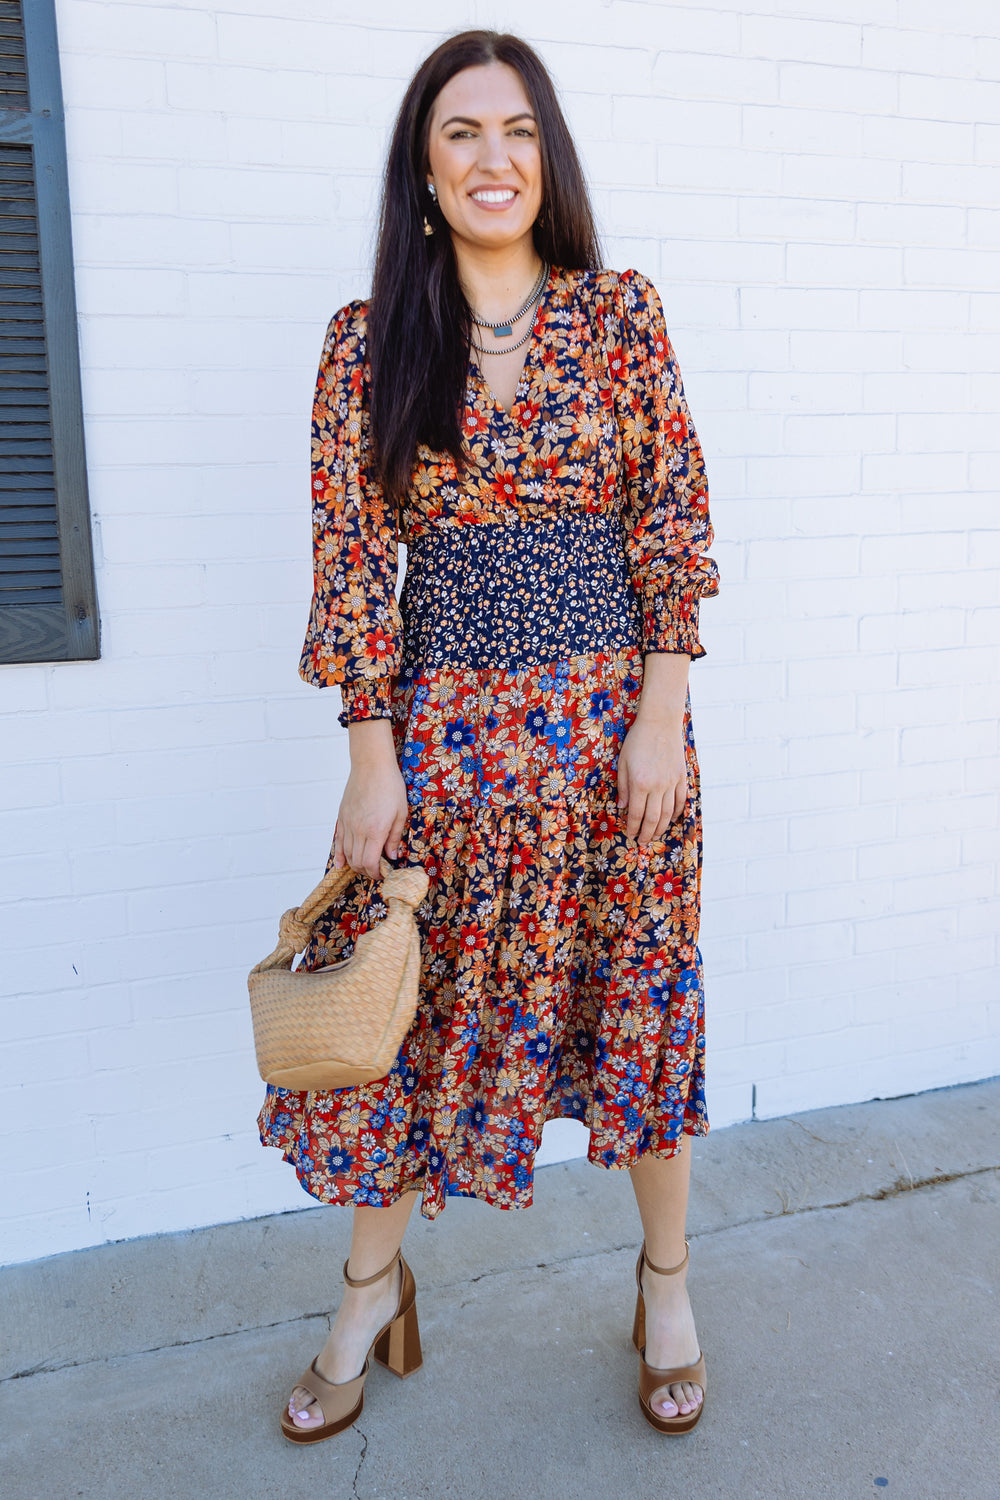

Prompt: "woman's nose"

[477,131,512,173]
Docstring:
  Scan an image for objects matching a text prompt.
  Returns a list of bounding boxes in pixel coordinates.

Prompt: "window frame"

[0,0,98,665]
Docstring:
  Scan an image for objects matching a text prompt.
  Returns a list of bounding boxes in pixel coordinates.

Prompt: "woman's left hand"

[617,713,687,845]
[616,651,691,845]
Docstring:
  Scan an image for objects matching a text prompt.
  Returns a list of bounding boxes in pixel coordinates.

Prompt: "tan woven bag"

[248,855,429,1091]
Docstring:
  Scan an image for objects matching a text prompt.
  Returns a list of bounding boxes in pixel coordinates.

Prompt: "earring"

[428,181,437,200]
[424,217,434,236]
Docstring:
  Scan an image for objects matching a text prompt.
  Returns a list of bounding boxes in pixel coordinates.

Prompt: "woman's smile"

[469,187,518,209]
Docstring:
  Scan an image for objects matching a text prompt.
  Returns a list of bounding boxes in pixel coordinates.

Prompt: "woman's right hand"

[333,719,409,879]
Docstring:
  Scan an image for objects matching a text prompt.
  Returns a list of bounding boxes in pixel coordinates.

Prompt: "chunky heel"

[373,1295,423,1378]
[280,1247,422,1444]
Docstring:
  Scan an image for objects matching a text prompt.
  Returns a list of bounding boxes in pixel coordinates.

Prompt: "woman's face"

[426,62,543,254]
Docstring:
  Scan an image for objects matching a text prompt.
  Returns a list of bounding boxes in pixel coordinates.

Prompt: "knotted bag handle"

[252,855,426,975]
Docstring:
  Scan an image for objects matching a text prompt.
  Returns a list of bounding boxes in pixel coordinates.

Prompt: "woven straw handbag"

[248,855,429,1091]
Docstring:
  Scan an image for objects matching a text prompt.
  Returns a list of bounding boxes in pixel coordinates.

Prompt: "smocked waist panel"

[398,511,642,680]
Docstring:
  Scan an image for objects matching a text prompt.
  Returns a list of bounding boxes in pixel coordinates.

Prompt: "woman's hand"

[333,719,408,878]
[617,652,691,845]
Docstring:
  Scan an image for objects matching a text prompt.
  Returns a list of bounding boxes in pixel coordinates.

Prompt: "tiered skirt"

[258,644,708,1220]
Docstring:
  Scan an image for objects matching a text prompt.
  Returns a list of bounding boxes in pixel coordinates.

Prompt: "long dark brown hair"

[368,30,602,509]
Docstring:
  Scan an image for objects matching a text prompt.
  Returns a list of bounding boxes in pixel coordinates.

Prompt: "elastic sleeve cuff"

[641,588,706,660]
[337,677,395,728]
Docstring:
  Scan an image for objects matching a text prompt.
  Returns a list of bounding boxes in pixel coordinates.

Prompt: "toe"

[652,1386,680,1417]
[674,1380,702,1414]
[289,1388,324,1427]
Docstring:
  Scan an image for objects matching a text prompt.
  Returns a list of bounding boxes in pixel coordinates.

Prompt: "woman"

[259,29,719,1440]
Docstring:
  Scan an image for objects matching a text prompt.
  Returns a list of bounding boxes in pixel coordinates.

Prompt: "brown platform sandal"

[280,1246,422,1445]
[632,1240,707,1435]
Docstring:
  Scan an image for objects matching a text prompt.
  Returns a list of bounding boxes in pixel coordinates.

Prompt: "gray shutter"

[0,0,98,664]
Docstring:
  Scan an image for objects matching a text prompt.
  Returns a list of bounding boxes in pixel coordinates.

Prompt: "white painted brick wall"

[1,0,998,1266]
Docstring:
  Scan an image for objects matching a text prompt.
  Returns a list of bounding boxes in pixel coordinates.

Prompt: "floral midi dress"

[258,265,720,1220]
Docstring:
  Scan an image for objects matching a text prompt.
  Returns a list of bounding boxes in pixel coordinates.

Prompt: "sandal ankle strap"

[343,1246,402,1288]
[642,1239,690,1277]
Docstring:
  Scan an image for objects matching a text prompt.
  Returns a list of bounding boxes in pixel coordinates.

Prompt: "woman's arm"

[299,303,403,725]
[610,268,719,845]
[618,651,690,845]
[299,305,408,878]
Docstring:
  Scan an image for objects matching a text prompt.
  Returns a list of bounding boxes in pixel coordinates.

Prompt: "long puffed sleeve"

[298,302,403,728]
[612,269,719,659]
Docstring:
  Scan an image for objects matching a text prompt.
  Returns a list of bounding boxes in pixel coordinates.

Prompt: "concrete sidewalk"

[3,1078,998,1500]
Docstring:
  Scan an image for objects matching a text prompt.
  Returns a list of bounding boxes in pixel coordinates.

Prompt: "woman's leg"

[288,1189,420,1429]
[628,1136,704,1420]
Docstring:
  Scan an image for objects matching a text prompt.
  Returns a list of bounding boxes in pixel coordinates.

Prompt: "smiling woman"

[426,66,545,413]
[257,28,719,1446]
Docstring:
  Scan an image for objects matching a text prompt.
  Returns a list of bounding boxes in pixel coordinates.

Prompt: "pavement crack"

[1,1308,333,1385]
[351,1423,369,1498]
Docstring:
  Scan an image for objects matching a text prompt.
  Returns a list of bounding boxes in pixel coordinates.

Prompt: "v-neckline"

[470,264,554,429]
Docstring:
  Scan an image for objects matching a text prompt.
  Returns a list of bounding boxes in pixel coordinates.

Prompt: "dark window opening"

[0,0,98,665]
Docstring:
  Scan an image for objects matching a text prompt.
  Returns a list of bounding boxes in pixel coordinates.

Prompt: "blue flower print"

[525,706,550,738]
[537,661,570,691]
[555,739,582,770]
[444,716,475,751]
[526,1035,551,1063]
[648,978,672,1013]
[670,1014,693,1046]
[401,740,423,772]
[543,716,573,750]
[590,688,613,717]
[327,1147,354,1173]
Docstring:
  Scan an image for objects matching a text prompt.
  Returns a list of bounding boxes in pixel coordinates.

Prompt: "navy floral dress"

[258,266,720,1219]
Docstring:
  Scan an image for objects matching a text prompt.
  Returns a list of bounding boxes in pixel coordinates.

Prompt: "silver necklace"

[470,291,543,356]
[469,267,548,357]
[468,262,549,338]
